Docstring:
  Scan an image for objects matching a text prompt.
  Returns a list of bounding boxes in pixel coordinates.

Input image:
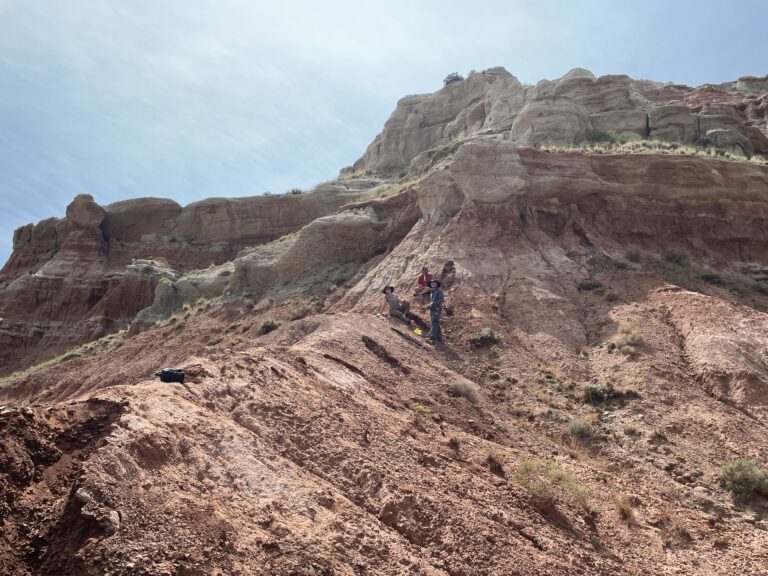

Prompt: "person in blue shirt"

[427,279,444,343]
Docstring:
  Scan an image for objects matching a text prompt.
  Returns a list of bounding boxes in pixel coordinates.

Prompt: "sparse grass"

[410,402,433,417]
[258,318,282,335]
[619,330,643,346]
[623,425,641,437]
[585,129,628,145]
[486,451,505,477]
[721,458,768,503]
[614,495,636,525]
[517,458,589,509]
[447,381,479,404]
[287,299,318,321]
[540,138,768,165]
[0,331,126,388]
[206,337,223,346]
[469,327,502,348]
[658,513,692,549]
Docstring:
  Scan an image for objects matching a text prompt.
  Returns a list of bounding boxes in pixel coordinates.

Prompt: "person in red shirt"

[415,266,433,296]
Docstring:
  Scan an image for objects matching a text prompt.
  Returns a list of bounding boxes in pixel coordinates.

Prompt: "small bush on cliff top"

[721,458,768,503]
[443,72,464,85]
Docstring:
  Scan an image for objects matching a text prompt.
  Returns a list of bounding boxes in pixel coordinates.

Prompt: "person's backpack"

[155,368,185,383]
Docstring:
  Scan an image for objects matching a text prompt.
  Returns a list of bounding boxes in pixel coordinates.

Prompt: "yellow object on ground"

[414,328,423,335]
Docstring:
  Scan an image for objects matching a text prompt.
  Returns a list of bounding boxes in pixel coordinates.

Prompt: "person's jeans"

[429,309,442,341]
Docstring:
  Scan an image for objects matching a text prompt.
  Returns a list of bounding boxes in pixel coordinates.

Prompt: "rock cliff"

[3,66,768,575]
[352,67,768,175]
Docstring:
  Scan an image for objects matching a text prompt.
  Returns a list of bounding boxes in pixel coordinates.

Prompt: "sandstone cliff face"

[352,68,768,175]
[0,183,373,374]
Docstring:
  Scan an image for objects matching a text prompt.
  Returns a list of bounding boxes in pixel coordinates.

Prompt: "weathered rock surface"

[0,182,373,374]
[352,68,768,175]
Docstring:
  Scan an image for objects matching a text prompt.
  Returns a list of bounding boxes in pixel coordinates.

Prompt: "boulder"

[589,110,648,137]
[66,194,106,228]
[649,103,697,142]
[705,128,754,158]
[510,99,590,146]
[698,114,746,135]
[482,74,532,129]
[103,198,182,242]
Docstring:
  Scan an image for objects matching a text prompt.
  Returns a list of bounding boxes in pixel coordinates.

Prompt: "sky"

[0,0,766,265]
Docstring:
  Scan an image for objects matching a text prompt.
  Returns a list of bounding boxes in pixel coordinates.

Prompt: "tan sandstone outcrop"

[351,68,768,175]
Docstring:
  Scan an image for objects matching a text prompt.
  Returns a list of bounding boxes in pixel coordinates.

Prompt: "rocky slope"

[2,67,768,575]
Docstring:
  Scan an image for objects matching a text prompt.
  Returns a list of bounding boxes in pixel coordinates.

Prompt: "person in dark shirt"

[426,279,444,343]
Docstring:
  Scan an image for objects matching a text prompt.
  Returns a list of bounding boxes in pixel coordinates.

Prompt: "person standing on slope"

[426,279,444,343]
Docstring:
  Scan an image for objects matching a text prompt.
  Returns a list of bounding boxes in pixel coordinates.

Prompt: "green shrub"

[700,273,724,285]
[581,382,619,404]
[625,250,642,263]
[567,418,594,443]
[443,72,464,85]
[469,327,502,348]
[585,130,627,145]
[577,279,603,291]
[721,458,768,503]
[664,250,689,266]
[614,260,630,270]
[258,319,282,335]
[486,452,505,477]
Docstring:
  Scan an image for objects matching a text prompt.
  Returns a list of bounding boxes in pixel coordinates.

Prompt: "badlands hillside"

[2,67,768,575]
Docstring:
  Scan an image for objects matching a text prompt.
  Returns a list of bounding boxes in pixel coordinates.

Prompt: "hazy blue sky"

[1,0,766,265]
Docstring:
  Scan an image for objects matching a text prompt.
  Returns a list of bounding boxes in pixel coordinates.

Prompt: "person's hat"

[382,285,395,294]
[429,279,441,288]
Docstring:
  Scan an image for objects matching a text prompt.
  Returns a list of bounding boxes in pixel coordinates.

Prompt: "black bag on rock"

[155,368,185,383]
